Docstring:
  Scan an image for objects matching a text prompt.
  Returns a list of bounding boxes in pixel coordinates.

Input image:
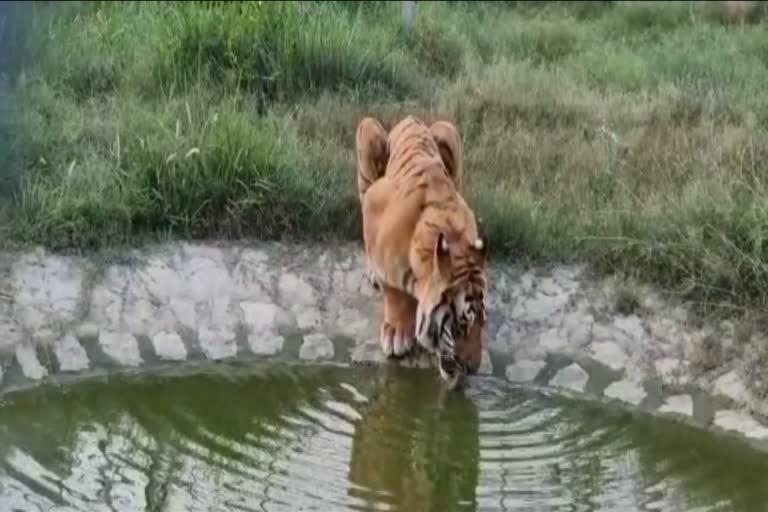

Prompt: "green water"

[1,365,767,512]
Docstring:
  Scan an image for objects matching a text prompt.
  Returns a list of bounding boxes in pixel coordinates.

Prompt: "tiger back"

[355,115,488,386]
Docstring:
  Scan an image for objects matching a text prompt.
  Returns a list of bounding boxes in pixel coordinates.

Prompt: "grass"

[1,0,767,315]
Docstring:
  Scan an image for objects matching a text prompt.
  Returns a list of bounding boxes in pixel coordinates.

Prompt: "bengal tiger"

[355,114,488,389]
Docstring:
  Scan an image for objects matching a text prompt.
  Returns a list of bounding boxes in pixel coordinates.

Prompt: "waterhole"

[0,364,766,512]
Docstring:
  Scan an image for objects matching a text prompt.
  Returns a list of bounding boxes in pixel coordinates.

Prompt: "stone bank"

[1,241,767,448]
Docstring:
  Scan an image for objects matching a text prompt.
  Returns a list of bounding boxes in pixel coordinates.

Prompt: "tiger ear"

[434,232,452,278]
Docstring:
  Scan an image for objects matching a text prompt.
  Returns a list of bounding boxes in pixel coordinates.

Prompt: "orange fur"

[355,115,488,384]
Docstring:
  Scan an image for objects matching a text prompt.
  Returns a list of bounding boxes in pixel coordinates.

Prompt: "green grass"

[1,0,768,314]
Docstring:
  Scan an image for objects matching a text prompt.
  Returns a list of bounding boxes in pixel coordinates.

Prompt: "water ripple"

[1,366,767,511]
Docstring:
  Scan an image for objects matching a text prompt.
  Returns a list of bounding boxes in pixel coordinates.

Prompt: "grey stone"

[278,273,316,307]
[604,380,646,406]
[12,253,84,341]
[593,323,632,346]
[152,332,187,361]
[99,331,142,367]
[74,322,100,340]
[0,316,21,353]
[295,307,322,330]
[714,370,751,405]
[590,341,628,372]
[538,327,568,353]
[240,302,286,355]
[613,315,644,342]
[714,410,768,440]
[240,302,280,335]
[561,311,594,348]
[550,363,589,392]
[54,335,89,372]
[659,395,693,417]
[15,343,48,380]
[514,291,570,322]
[536,277,561,296]
[655,357,689,386]
[335,307,370,338]
[478,349,493,375]
[198,327,238,360]
[351,338,386,365]
[251,335,285,356]
[299,333,334,361]
[506,360,546,383]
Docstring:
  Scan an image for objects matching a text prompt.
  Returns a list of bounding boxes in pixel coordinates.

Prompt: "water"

[1,364,767,512]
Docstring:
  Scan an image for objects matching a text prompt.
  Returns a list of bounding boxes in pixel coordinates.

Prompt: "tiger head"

[415,232,488,368]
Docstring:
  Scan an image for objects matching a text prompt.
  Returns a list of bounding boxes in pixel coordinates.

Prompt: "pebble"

[714,410,768,440]
[99,331,143,367]
[54,335,90,372]
[505,360,546,383]
[152,332,188,361]
[659,395,693,417]
[604,380,646,406]
[549,363,589,392]
[15,343,48,380]
[300,333,334,361]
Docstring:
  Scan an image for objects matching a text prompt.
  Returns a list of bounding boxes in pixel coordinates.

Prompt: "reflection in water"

[348,365,479,511]
[0,364,767,511]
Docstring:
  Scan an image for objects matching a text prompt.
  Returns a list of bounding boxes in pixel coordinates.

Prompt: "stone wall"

[1,241,767,448]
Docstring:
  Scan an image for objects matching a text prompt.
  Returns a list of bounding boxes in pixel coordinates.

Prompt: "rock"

[152,332,187,361]
[514,291,570,322]
[251,335,285,356]
[11,253,84,341]
[590,341,628,372]
[506,360,546,383]
[240,302,280,334]
[604,380,646,406]
[54,335,90,372]
[99,331,142,367]
[536,277,561,297]
[295,307,322,330]
[655,357,680,377]
[350,338,386,365]
[561,311,594,348]
[613,315,644,342]
[74,322,100,340]
[0,316,21,353]
[658,395,693,417]
[714,410,768,440]
[198,327,238,360]
[15,343,48,380]
[478,349,493,375]
[240,302,286,356]
[550,363,589,392]
[278,273,316,307]
[538,327,568,353]
[713,370,751,405]
[300,333,334,361]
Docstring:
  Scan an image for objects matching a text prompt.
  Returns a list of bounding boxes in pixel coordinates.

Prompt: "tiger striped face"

[416,233,488,362]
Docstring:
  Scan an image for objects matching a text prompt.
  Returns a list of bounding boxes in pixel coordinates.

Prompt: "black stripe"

[401,269,414,294]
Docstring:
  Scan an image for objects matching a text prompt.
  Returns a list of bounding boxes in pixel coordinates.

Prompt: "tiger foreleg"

[379,283,418,358]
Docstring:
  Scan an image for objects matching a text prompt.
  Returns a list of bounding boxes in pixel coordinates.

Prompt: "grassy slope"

[1,0,767,314]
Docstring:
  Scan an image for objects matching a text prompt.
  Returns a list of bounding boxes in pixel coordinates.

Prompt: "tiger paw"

[379,321,415,358]
[367,268,381,292]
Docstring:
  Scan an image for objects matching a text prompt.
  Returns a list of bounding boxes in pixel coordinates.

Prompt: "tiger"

[355,114,488,389]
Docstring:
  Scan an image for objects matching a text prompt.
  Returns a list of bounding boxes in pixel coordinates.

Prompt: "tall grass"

[2,0,768,312]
